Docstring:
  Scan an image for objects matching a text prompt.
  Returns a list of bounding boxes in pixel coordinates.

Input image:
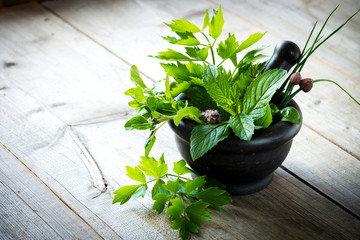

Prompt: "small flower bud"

[289,72,302,85]
[201,109,221,124]
[299,78,314,92]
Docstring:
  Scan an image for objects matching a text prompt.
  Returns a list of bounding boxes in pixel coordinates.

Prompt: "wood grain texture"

[0,145,102,239]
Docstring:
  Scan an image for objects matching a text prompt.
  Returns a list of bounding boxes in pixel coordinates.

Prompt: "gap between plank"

[0,141,109,240]
[303,122,360,161]
[280,165,360,220]
[0,179,64,239]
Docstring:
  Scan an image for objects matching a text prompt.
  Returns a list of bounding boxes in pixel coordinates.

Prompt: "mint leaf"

[202,9,210,31]
[254,104,272,129]
[195,187,232,210]
[280,106,301,124]
[185,85,217,111]
[217,33,239,60]
[229,113,254,141]
[152,179,170,199]
[165,19,201,33]
[166,197,184,219]
[132,185,148,200]
[237,32,266,53]
[173,160,193,175]
[152,193,170,214]
[153,48,193,61]
[174,106,202,126]
[113,184,142,205]
[126,166,146,183]
[242,69,287,120]
[186,201,211,226]
[164,179,182,194]
[130,65,148,89]
[184,176,206,194]
[160,62,190,82]
[124,115,151,131]
[190,123,231,160]
[209,5,224,39]
[203,65,236,115]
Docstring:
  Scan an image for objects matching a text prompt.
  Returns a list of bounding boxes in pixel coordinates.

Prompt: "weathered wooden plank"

[42,0,360,160]
[0,144,103,239]
[0,180,61,240]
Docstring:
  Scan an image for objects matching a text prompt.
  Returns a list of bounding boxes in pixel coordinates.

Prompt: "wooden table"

[1,0,359,239]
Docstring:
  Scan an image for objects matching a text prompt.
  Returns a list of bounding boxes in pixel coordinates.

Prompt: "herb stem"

[314,79,360,105]
[201,32,216,65]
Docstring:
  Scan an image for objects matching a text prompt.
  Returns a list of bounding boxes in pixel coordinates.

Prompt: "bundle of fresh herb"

[114,5,359,240]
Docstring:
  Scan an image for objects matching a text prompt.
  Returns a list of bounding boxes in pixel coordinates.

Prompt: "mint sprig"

[113,155,232,240]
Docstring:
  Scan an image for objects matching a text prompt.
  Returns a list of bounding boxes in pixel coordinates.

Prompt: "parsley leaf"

[126,166,146,183]
[112,184,142,205]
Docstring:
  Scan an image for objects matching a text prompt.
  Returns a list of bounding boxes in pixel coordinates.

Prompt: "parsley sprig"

[113,154,231,239]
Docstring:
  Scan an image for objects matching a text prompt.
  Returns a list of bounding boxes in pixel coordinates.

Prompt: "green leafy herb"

[190,123,231,160]
[113,155,232,240]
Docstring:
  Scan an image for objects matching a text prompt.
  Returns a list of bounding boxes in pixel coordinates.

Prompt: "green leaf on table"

[152,193,170,214]
[152,48,193,61]
[139,156,168,178]
[164,179,182,194]
[242,69,287,120]
[229,113,254,141]
[237,32,266,53]
[217,33,239,61]
[165,19,201,33]
[126,166,146,183]
[152,179,170,199]
[124,115,151,131]
[184,176,206,194]
[161,62,190,82]
[166,197,184,219]
[171,216,197,240]
[132,184,148,200]
[280,106,301,124]
[190,123,231,160]
[130,65,148,89]
[254,104,272,129]
[173,160,194,175]
[202,9,210,31]
[203,65,236,115]
[209,5,224,39]
[112,184,142,205]
[195,187,232,210]
[186,201,211,226]
[173,106,202,126]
